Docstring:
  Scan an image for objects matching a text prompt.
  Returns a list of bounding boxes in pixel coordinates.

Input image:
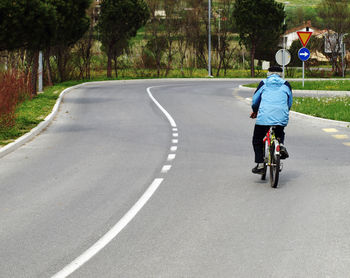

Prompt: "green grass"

[0,81,81,145]
[293,96,350,122]
[276,0,321,7]
[289,80,350,91]
[245,80,350,91]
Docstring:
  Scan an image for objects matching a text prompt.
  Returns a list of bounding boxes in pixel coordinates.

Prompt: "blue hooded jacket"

[252,74,293,126]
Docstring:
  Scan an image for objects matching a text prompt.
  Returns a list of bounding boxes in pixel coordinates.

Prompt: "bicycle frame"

[263,128,280,163]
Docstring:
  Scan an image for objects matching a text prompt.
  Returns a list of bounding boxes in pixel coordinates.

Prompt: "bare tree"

[185,0,208,69]
[144,0,167,77]
[213,0,237,76]
[163,0,182,76]
[318,0,350,76]
[75,2,99,80]
[176,3,192,76]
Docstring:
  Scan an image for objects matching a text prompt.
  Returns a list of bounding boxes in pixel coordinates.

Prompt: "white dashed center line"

[52,86,179,278]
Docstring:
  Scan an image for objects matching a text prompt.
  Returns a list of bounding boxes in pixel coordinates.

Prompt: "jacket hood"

[265,74,284,87]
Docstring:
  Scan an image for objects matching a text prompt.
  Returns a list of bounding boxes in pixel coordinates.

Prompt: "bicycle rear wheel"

[269,143,280,188]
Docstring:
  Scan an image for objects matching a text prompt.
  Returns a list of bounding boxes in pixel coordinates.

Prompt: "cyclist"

[250,66,293,174]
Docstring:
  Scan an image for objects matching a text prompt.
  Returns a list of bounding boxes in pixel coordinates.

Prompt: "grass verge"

[0,81,81,146]
[244,80,350,90]
[293,96,350,122]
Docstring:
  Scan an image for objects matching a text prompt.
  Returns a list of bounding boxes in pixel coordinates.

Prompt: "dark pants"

[252,125,285,163]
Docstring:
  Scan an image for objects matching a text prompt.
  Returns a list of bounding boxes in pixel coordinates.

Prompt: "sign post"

[297,31,312,87]
[275,49,291,78]
[298,47,311,87]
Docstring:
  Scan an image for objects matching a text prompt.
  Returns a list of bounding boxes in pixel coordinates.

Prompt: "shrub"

[0,70,31,128]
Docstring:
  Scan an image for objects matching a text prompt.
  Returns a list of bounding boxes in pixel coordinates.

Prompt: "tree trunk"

[45,48,53,86]
[250,43,256,77]
[216,49,224,77]
[31,51,39,96]
[24,52,33,80]
[107,50,112,78]
[165,44,173,77]
[114,56,118,78]
[156,53,161,77]
[165,55,172,77]
[180,55,185,77]
[57,46,68,82]
[85,30,93,79]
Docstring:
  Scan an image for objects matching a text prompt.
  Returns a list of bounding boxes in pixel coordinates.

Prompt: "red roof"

[285,20,326,36]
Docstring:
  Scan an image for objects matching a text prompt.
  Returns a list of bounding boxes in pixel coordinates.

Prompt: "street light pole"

[208,0,212,77]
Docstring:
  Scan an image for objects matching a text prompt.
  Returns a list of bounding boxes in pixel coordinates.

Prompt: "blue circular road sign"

[298,47,311,61]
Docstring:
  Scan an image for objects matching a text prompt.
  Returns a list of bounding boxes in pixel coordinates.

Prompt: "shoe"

[252,163,264,174]
[280,145,289,159]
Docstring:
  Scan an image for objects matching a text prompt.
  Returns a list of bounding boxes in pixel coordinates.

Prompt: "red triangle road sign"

[297,31,313,47]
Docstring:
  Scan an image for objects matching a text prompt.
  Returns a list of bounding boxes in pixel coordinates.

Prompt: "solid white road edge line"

[51,178,164,278]
[147,87,177,128]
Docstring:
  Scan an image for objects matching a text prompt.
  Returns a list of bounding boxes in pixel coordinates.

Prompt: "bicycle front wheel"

[269,144,280,188]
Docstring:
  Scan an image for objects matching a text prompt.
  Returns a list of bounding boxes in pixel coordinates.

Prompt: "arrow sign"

[297,31,312,47]
[298,47,311,61]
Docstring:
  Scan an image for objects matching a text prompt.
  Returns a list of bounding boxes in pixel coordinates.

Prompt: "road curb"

[0,83,84,159]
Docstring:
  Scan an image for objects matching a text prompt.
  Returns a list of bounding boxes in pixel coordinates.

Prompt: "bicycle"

[261,126,282,188]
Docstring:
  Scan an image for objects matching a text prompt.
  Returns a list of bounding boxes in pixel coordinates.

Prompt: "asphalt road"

[0,80,350,278]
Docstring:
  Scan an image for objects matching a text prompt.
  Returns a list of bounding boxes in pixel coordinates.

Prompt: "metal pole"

[302,61,304,87]
[282,10,286,79]
[208,0,212,77]
[218,11,220,61]
[342,43,345,78]
[282,49,285,79]
[38,51,43,92]
[282,33,286,78]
